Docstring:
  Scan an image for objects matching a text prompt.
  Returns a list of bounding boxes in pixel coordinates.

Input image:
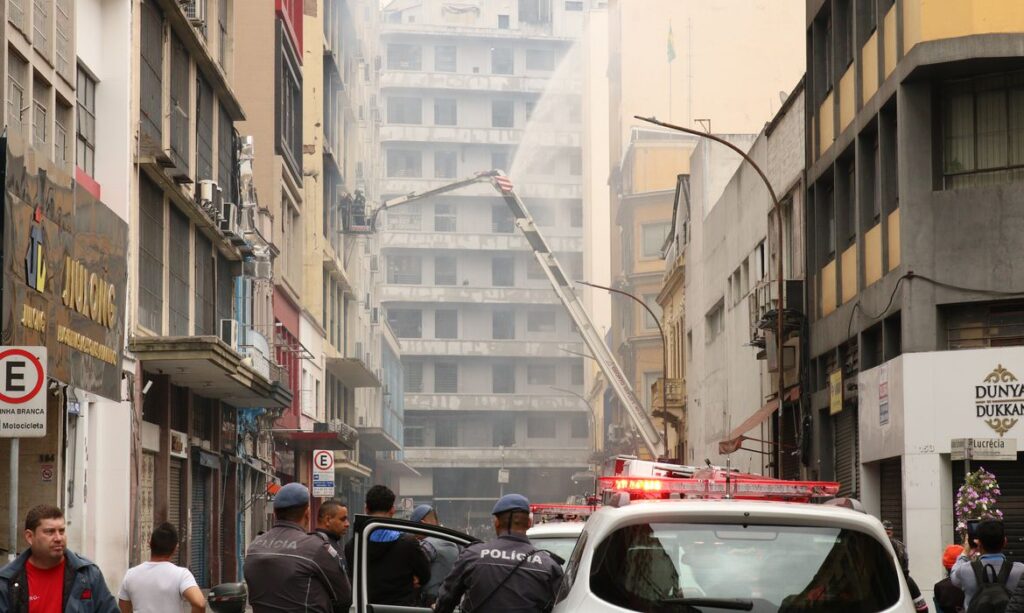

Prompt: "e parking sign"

[0,346,48,437]
[312,449,335,498]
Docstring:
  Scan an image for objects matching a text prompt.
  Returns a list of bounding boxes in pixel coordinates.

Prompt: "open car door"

[352,515,481,613]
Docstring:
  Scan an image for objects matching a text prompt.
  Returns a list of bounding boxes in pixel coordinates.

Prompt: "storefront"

[858,347,1024,594]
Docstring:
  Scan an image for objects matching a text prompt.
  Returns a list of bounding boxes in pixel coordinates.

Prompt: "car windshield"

[589,522,901,613]
[530,535,580,567]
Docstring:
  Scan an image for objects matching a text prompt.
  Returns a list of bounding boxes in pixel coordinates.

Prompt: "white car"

[550,499,917,613]
[527,521,585,567]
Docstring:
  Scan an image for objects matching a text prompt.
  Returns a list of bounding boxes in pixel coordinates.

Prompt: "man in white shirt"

[118,523,207,613]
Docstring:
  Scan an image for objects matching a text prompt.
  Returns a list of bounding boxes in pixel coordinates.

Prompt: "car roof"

[527,522,586,538]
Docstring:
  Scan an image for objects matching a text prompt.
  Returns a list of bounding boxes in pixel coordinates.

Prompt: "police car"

[527,504,593,567]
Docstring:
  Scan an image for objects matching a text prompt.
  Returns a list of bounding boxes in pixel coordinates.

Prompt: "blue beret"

[411,504,434,523]
[274,482,310,509]
[492,493,530,515]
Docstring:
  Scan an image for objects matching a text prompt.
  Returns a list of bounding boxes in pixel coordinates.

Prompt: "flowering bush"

[955,467,1004,536]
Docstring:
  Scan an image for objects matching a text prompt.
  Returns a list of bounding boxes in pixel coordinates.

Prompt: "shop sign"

[974,364,1024,437]
[1,137,128,400]
[951,437,1017,462]
[829,370,843,415]
[312,449,335,498]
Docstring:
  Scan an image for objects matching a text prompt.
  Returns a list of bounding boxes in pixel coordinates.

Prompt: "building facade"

[803,0,1024,593]
[380,0,591,531]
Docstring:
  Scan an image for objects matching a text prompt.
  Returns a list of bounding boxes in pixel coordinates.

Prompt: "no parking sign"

[0,346,47,437]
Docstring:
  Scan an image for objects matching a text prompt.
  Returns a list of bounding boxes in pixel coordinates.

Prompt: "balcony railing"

[399,338,584,358]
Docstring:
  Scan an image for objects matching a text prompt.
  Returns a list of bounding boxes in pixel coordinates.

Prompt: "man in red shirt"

[0,504,117,612]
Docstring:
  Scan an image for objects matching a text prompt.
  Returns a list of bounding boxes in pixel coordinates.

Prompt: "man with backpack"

[951,520,1024,612]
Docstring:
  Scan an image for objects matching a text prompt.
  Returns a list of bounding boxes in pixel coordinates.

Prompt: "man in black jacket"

[314,500,350,574]
[344,485,429,606]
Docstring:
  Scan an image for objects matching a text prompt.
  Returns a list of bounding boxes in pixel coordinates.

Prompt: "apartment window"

[527,364,555,386]
[755,241,767,280]
[7,53,27,135]
[820,183,836,260]
[435,310,458,339]
[837,0,853,70]
[71,68,94,174]
[493,364,516,394]
[216,253,233,326]
[194,234,215,335]
[434,98,457,125]
[643,371,660,409]
[492,310,516,340]
[434,203,457,231]
[435,418,458,446]
[491,151,510,173]
[54,99,70,168]
[388,97,422,124]
[434,255,457,285]
[492,415,516,446]
[570,413,588,438]
[527,415,556,438]
[942,71,1024,189]
[387,255,422,284]
[218,104,235,202]
[569,203,583,228]
[435,45,456,72]
[404,361,424,393]
[497,14,510,29]
[641,222,670,258]
[642,294,661,330]
[527,310,556,333]
[568,150,582,176]
[218,0,230,68]
[571,363,584,386]
[492,100,514,128]
[434,362,458,393]
[168,207,191,336]
[519,0,551,24]
[33,0,51,59]
[705,301,725,344]
[388,43,421,70]
[387,309,422,338]
[434,151,457,179]
[139,177,165,332]
[387,149,422,177]
[139,0,163,147]
[526,49,555,71]
[196,76,214,181]
[491,48,514,75]
[32,77,49,150]
[492,257,514,286]
[277,24,302,173]
[858,0,877,45]
[492,202,514,233]
[404,424,425,447]
[169,34,190,171]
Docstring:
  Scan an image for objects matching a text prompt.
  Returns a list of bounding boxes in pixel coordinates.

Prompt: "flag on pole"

[667,22,676,63]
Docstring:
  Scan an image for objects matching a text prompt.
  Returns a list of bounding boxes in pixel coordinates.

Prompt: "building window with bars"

[434,203,457,231]
[387,309,422,338]
[434,45,456,72]
[7,53,27,135]
[168,207,191,336]
[54,99,71,168]
[169,34,190,171]
[434,310,458,339]
[492,310,516,340]
[387,149,422,178]
[434,363,458,393]
[434,255,457,286]
[404,361,424,393]
[139,0,163,148]
[388,43,421,70]
[387,255,422,284]
[527,310,556,333]
[196,76,214,182]
[492,257,515,286]
[32,78,50,151]
[493,364,516,394]
[491,48,514,75]
[527,364,555,386]
[434,98,457,126]
[387,96,422,124]
[492,100,514,128]
[139,178,165,333]
[434,151,457,179]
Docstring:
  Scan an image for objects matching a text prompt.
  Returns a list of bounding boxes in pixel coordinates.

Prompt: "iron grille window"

[139,0,163,147]
[387,149,422,178]
[168,207,191,336]
[404,424,425,446]
[493,364,516,394]
[169,34,190,171]
[434,45,456,72]
[387,309,422,338]
[387,255,422,284]
[527,310,556,333]
[55,0,71,80]
[404,361,424,393]
[527,415,556,438]
[492,257,514,286]
[388,43,421,70]
[435,256,457,286]
[218,104,235,202]
[215,252,233,326]
[139,177,165,332]
[32,78,49,150]
[434,202,457,230]
[435,418,458,446]
[387,96,422,124]
[492,310,516,340]
[492,100,514,128]
[435,310,458,339]
[194,234,215,335]
[434,363,458,393]
[196,76,214,182]
[434,151,457,179]
[491,48,513,75]
[33,0,51,60]
[55,101,70,167]
[434,99,457,126]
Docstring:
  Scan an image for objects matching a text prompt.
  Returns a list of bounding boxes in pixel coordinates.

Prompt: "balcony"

[274,419,359,452]
[380,21,574,43]
[379,177,582,200]
[381,231,582,253]
[403,446,591,468]
[378,284,560,305]
[381,70,551,94]
[405,393,586,412]
[399,339,584,358]
[380,125,581,149]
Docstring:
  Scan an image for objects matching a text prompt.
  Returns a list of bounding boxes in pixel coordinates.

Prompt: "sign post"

[312,449,335,498]
[951,438,1017,473]
[0,346,48,561]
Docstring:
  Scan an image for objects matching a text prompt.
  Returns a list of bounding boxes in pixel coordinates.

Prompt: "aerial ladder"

[364,170,666,458]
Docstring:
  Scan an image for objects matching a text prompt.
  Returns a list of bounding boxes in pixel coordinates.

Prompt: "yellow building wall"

[822,260,838,316]
[630,145,694,194]
[888,209,901,271]
[838,67,856,132]
[841,245,858,304]
[818,92,834,158]
[904,0,1024,55]
[864,223,883,286]
[884,7,898,78]
[861,33,879,105]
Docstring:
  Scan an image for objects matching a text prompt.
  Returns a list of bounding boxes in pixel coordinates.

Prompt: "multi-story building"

[379,0,591,530]
[803,0,1024,591]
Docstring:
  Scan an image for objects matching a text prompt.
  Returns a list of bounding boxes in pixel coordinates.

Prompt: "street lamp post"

[635,115,787,466]
[577,280,670,458]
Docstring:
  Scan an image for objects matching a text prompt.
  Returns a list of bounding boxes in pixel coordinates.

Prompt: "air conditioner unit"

[220,201,239,237]
[198,179,217,204]
[220,319,238,349]
[179,0,205,25]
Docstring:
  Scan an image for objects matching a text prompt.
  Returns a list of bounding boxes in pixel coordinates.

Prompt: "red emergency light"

[598,475,840,503]
[530,504,596,516]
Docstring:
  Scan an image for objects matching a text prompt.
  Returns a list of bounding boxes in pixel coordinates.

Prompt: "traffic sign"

[312,449,335,498]
[0,346,47,437]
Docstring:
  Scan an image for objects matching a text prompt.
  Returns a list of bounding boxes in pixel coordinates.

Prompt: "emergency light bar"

[530,504,596,516]
[598,476,840,503]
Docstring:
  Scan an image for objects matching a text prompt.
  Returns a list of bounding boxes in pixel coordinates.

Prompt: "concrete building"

[803,0,1024,592]
[379,0,591,530]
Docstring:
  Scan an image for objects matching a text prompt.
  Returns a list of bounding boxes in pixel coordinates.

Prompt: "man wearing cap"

[410,505,459,606]
[243,482,351,612]
[434,493,563,613]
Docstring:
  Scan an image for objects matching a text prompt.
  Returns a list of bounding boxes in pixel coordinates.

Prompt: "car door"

[351,514,480,613]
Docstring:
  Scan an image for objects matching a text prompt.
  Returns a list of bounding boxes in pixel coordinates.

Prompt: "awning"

[357,426,401,452]
[325,356,381,388]
[274,430,356,452]
[718,386,800,455]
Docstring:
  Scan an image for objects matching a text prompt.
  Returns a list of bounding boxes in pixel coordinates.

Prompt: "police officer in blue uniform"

[434,494,563,613]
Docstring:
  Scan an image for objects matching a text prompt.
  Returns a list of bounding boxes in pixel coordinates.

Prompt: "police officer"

[434,494,563,613]
[243,483,351,612]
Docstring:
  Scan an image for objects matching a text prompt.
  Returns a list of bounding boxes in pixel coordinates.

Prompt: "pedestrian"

[434,493,563,613]
[0,504,118,613]
[409,505,459,607]
[934,544,966,613]
[243,482,351,612]
[343,485,429,607]
[117,523,206,613]
[314,500,350,574]
[884,520,929,612]
[951,519,1024,611]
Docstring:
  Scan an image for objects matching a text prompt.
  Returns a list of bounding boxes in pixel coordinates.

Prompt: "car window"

[555,529,588,603]
[530,535,580,566]
[588,522,900,612]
